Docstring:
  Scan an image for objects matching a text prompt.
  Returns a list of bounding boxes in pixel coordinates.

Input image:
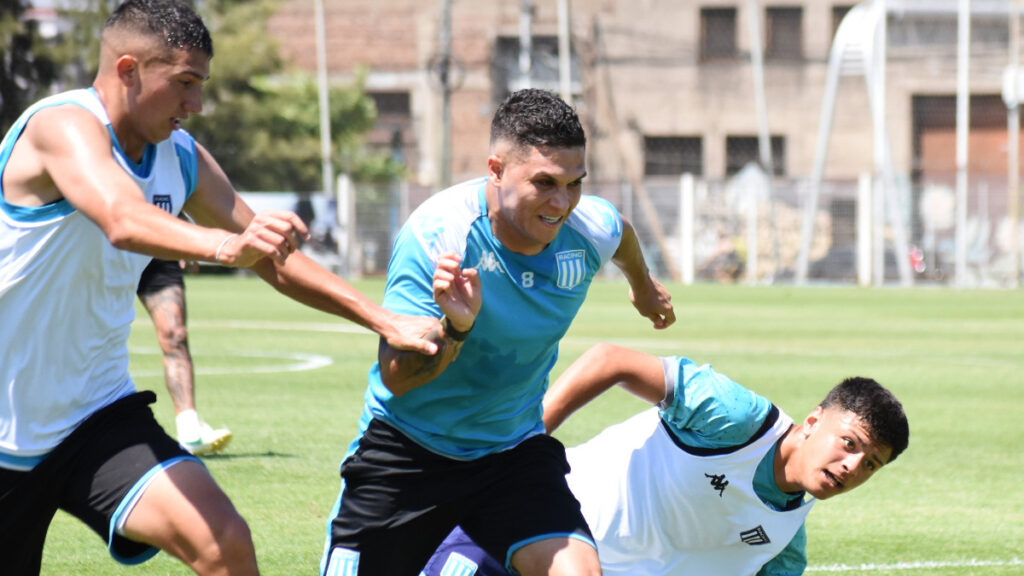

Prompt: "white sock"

[176,409,201,443]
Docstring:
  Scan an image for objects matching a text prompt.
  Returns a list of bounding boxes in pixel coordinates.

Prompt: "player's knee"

[158,324,189,353]
[193,513,256,574]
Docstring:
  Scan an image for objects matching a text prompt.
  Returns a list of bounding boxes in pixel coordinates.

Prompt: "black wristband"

[442,315,473,342]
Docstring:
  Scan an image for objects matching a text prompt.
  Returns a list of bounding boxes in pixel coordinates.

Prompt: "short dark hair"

[490,89,585,152]
[820,377,909,463]
[106,0,213,58]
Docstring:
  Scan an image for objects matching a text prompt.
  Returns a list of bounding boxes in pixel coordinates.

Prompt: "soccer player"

[0,1,437,574]
[137,257,231,455]
[320,89,675,576]
[423,343,910,576]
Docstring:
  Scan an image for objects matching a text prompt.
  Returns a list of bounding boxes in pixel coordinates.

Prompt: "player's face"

[487,143,586,255]
[128,47,208,148]
[796,407,891,500]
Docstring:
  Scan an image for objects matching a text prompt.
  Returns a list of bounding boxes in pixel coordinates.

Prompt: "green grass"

[41,277,1024,575]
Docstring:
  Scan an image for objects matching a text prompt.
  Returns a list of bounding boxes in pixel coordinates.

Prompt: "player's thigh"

[58,392,208,562]
[121,458,251,559]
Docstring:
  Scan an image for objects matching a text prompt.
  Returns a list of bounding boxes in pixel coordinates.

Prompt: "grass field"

[40,276,1024,575]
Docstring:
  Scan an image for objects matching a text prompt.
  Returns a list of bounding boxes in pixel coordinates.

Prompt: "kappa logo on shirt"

[705,472,729,497]
[475,251,505,274]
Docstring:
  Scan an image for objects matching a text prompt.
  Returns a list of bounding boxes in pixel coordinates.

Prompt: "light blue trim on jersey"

[108,455,199,565]
[0,450,47,471]
[105,124,156,177]
[504,532,596,573]
[176,138,198,199]
[0,98,82,223]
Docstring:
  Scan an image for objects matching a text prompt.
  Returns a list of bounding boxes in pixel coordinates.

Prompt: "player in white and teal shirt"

[424,343,909,576]
[322,89,675,576]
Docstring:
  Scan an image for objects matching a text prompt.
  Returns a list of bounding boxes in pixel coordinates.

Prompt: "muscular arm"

[542,343,667,433]
[185,143,439,354]
[11,105,235,263]
[611,216,675,330]
[376,253,481,396]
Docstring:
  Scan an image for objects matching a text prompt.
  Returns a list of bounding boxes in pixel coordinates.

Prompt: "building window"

[766,7,802,60]
[644,136,703,177]
[832,4,854,40]
[492,36,581,106]
[700,7,737,61]
[366,92,414,169]
[725,136,785,176]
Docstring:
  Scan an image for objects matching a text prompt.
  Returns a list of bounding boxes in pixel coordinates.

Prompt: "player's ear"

[115,55,139,86]
[802,405,824,437]
[487,154,504,184]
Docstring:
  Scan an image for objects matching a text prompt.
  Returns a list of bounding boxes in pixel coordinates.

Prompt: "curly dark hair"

[820,376,909,463]
[106,0,213,58]
[490,88,585,152]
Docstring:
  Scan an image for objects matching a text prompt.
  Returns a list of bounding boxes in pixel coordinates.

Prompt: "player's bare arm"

[185,143,440,355]
[543,343,667,433]
[378,253,481,395]
[612,216,676,329]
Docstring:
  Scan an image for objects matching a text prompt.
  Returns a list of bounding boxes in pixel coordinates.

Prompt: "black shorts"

[323,418,593,576]
[0,391,198,575]
[137,258,184,296]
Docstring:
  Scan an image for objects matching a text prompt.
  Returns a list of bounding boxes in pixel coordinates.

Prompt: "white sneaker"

[180,422,232,456]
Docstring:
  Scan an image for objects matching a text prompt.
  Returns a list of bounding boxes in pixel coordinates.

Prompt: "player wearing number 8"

[320,88,676,576]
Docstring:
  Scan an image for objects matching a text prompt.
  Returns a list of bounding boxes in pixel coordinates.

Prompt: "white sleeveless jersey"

[0,89,197,470]
[567,407,814,575]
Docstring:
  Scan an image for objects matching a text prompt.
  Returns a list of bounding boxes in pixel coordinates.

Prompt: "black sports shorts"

[0,391,197,575]
[137,258,184,296]
[322,418,594,576]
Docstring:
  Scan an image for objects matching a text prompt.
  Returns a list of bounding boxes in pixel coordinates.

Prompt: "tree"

[0,1,60,135]
[41,0,398,191]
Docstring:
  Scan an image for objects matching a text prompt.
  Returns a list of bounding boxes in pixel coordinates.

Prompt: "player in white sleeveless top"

[424,343,908,576]
[0,1,437,574]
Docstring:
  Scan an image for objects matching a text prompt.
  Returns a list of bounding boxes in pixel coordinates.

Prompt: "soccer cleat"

[180,422,232,456]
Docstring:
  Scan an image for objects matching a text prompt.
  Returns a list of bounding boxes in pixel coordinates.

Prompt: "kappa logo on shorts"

[555,250,586,290]
[325,547,360,576]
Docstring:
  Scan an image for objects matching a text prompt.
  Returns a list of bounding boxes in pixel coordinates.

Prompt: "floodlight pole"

[558,0,571,102]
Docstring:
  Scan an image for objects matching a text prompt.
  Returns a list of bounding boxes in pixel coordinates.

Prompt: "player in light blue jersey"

[321,89,675,576]
[424,343,910,576]
[0,1,437,574]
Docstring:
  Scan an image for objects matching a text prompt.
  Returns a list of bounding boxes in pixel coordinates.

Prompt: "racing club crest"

[555,250,586,290]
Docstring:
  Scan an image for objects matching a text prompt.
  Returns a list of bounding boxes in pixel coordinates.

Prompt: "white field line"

[129,347,333,377]
[807,557,1024,572]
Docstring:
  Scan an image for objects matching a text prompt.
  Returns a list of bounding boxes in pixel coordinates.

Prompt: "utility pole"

[314,0,332,198]
[1009,0,1021,286]
[519,0,533,89]
[439,0,453,189]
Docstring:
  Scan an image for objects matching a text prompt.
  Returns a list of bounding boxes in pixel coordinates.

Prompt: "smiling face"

[782,406,893,500]
[486,142,586,255]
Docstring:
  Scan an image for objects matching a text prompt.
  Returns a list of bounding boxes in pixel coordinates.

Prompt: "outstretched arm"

[185,142,439,355]
[377,252,482,396]
[611,217,675,330]
[542,343,667,433]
